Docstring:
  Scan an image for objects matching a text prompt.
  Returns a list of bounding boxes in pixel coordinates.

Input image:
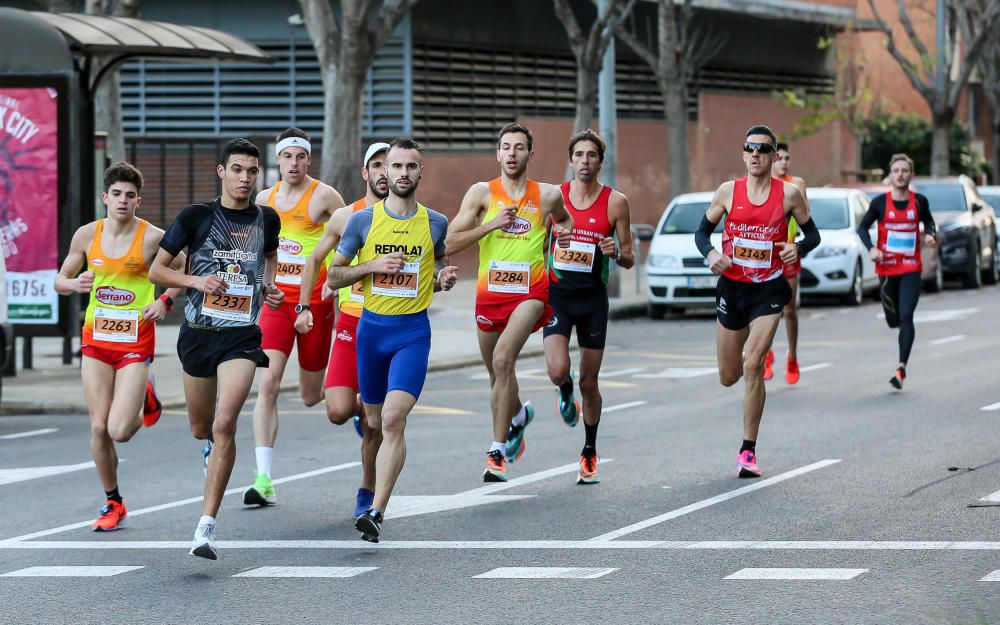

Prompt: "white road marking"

[0,428,58,440]
[980,570,1000,582]
[979,402,1000,411]
[930,334,966,345]
[589,459,842,541]
[0,461,95,486]
[469,368,544,380]
[3,461,360,543]
[725,568,867,580]
[474,567,617,579]
[797,363,832,373]
[633,367,717,379]
[601,367,646,378]
[979,489,1000,503]
[233,566,377,578]
[601,401,647,413]
[0,566,143,577]
[878,308,979,323]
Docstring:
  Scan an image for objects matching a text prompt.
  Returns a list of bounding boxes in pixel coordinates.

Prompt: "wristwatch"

[294,304,310,314]
[613,247,622,262]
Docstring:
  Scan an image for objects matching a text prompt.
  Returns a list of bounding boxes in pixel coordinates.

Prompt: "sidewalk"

[1,269,647,415]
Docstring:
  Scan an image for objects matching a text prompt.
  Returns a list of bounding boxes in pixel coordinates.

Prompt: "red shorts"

[324,311,359,391]
[783,259,802,278]
[259,300,335,372]
[475,296,552,333]
[81,345,153,369]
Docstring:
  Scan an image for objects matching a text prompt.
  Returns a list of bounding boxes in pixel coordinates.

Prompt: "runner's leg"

[742,312,782,442]
[716,323,750,388]
[896,272,921,367]
[184,373,217,442]
[544,334,571,389]
[252,350,288,455]
[487,299,543,444]
[202,358,257,517]
[82,357,118,493]
[369,389,418,513]
[105,362,148,442]
[783,275,799,360]
[578,347,605,433]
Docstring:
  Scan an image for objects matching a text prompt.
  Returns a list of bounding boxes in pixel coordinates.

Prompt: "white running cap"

[364,142,391,167]
[275,136,311,156]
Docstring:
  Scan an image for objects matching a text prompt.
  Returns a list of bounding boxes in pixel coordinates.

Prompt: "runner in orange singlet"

[54,162,184,531]
[447,122,574,482]
[247,128,346,506]
[299,141,390,517]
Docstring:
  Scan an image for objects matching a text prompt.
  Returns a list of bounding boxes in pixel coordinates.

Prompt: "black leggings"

[880,272,921,365]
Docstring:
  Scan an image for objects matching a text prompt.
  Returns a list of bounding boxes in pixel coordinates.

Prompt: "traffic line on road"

[601,367,646,378]
[588,459,842,542]
[930,334,966,345]
[0,566,143,577]
[474,567,617,579]
[0,428,58,440]
[0,461,96,487]
[3,461,360,543]
[233,566,377,578]
[797,363,832,373]
[979,402,1000,411]
[602,401,647,414]
[633,367,717,379]
[725,568,867,581]
[979,489,1000,503]
[980,570,1000,582]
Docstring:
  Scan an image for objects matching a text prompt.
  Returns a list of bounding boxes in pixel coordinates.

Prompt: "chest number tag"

[349,280,365,303]
[732,237,773,269]
[371,261,419,298]
[202,283,253,322]
[487,260,530,294]
[885,231,917,255]
[552,241,596,273]
[93,307,139,343]
[276,251,306,286]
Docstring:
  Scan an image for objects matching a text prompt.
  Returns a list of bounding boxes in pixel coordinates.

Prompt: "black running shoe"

[890,367,906,390]
[355,508,383,543]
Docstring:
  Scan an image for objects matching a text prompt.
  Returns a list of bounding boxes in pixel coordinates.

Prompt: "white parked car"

[799,187,879,304]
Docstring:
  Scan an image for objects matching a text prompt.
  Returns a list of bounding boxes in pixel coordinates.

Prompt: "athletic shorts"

[783,259,802,278]
[81,345,152,370]
[475,296,552,333]
[324,311,360,391]
[357,309,431,404]
[259,300,335,372]
[716,275,792,331]
[543,287,609,350]
[177,323,269,378]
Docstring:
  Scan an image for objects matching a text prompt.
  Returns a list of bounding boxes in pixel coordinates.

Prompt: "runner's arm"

[326,210,403,289]
[542,183,574,245]
[606,191,635,269]
[445,183,499,255]
[430,210,457,292]
[149,206,224,294]
[856,198,883,251]
[53,225,93,295]
[917,194,937,239]
[695,182,731,260]
[299,206,348,307]
[787,185,820,258]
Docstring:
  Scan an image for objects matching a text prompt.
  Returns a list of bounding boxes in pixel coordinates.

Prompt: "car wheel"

[963,243,982,289]
[842,260,863,306]
[924,253,943,293]
[982,243,999,285]
[647,303,666,320]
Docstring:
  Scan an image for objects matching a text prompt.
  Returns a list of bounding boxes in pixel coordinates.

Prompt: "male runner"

[856,153,936,390]
[245,128,345,507]
[694,125,819,477]
[326,137,457,542]
[298,141,390,517]
[447,122,574,483]
[148,138,284,559]
[531,129,633,485]
[764,141,809,384]
[54,162,183,531]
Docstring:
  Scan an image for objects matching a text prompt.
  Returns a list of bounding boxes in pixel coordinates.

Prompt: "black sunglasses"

[743,142,776,154]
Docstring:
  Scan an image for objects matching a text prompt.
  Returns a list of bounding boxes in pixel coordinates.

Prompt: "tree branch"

[614,19,657,71]
[894,0,932,68]
[298,0,341,68]
[948,0,1000,106]
[594,0,637,55]
[373,0,418,52]
[553,0,587,61]
[866,0,934,101]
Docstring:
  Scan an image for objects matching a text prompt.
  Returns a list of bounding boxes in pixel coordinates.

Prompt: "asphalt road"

[2,286,1000,625]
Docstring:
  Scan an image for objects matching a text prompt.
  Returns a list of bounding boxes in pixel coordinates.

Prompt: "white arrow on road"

[633,367,717,379]
[387,459,614,519]
[0,461,95,486]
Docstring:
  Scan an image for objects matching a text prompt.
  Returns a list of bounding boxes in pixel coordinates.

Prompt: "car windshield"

[980,192,1000,212]
[862,189,884,200]
[807,197,850,229]
[913,183,966,212]
[659,201,721,234]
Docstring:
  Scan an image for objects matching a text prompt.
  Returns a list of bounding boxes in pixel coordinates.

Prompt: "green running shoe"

[243,471,277,506]
[505,401,535,462]
[557,379,580,427]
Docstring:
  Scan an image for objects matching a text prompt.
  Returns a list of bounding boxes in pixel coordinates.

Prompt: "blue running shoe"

[201,441,213,477]
[505,401,534,462]
[353,414,364,438]
[354,488,375,518]
[557,381,580,427]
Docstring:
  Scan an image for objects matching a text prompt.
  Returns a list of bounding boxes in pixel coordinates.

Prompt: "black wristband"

[694,214,719,258]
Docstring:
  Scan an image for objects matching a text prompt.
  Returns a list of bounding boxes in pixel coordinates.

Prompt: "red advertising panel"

[0,87,60,324]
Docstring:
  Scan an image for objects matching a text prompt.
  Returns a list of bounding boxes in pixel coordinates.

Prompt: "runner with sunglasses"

[694,125,819,477]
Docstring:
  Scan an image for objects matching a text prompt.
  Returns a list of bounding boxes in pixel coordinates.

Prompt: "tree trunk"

[318,65,338,185]
[993,118,1000,185]
[93,60,126,163]
[662,79,690,197]
[572,68,598,134]
[930,109,953,176]
[331,66,367,202]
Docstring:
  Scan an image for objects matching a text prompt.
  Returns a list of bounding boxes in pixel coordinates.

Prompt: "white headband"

[275,137,311,156]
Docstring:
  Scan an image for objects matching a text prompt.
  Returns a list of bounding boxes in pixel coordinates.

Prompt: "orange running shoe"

[483,450,507,482]
[577,454,600,484]
[785,357,800,385]
[142,377,162,427]
[890,366,906,390]
[763,350,775,381]
[92,499,128,532]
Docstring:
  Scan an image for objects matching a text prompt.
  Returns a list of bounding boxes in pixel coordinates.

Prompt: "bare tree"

[615,0,723,197]
[552,0,636,134]
[979,36,1000,183]
[299,0,416,200]
[867,0,1000,176]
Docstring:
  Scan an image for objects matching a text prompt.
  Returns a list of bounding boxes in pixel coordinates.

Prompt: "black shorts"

[543,287,610,350]
[177,323,270,378]
[716,275,792,331]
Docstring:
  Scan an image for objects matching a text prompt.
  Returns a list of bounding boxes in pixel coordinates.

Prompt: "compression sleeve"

[916,194,936,238]
[694,214,719,259]
[856,198,883,251]
[796,217,821,257]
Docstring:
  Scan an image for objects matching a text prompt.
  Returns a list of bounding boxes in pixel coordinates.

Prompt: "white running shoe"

[189,520,217,560]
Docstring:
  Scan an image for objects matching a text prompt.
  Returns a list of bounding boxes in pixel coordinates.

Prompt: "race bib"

[349,280,365,303]
[275,251,306,286]
[371,261,419,298]
[201,283,253,322]
[487,260,530,294]
[552,240,596,273]
[885,231,916,255]
[732,237,773,269]
[92,307,139,343]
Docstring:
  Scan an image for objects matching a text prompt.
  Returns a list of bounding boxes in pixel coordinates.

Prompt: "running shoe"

[505,401,535,462]
[352,413,364,438]
[142,376,162,427]
[577,454,600,485]
[785,357,800,385]
[763,350,775,381]
[201,441,213,477]
[557,382,580,427]
[243,471,277,506]
[737,449,761,478]
[355,508,383,543]
[354,488,375,519]
[189,519,217,560]
[91,499,128,532]
[483,449,508,482]
[890,367,906,390]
